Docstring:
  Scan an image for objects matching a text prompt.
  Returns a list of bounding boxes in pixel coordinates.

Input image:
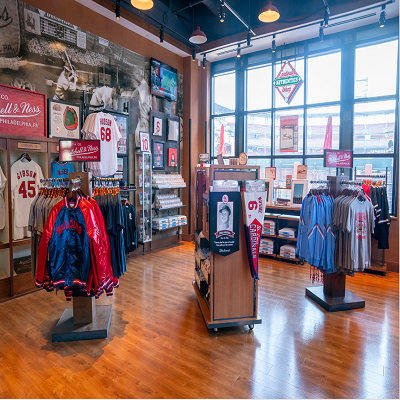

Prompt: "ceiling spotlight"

[258,1,280,23]
[202,54,206,69]
[379,4,386,28]
[324,7,329,27]
[219,3,226,22]
[271,34,276,53]
[115,0,121,20]
[319,22,324,42]
[190,26,207,44]
[247,30,251,47]
[237,45,241,58]
[192,47,196,61]
[131,0,153,10]
[160,26,164,43]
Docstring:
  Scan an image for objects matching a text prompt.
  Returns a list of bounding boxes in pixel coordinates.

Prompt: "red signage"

[59,140,101,162]
[0,83,47,137]
[324,150,353,168]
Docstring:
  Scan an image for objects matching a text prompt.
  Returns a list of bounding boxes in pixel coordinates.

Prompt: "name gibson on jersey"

[17,170,37,179]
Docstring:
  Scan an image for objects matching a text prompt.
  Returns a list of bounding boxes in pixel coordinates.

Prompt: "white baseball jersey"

[11,160,44,228]
[87,112,121,177]
[0,165,6,230]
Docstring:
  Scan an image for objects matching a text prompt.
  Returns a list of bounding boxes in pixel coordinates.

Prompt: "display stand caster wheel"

[248,324,254,330]
[213,328,218,333]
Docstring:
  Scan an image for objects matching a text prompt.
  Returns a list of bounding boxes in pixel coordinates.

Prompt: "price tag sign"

[140,131,150,153]
[265,167,276,180]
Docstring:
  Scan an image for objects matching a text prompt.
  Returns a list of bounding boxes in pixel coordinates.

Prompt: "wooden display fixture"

[52,172,112,342]
[194,165,262,333]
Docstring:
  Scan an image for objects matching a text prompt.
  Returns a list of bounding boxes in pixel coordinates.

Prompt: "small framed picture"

[168,119,179,141]
[48,99,81,139]
[168,148,177,167]
[153,117,163,136]
[153,140,164,169]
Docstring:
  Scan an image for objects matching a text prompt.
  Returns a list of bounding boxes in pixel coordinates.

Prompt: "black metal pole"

[205,120,208,154]
[189,119,192,234]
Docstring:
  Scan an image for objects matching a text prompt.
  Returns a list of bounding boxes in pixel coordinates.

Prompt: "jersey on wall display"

[209,191,240,256]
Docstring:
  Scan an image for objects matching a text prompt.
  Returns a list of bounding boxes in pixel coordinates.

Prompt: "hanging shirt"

[51,161,74,179]
[0,166,6,230]
[11,160,44,228]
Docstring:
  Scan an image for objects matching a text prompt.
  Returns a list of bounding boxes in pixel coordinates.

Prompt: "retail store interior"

[0,0,398,398]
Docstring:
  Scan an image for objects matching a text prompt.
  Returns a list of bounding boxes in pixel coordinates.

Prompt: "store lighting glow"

[379,5,386,27]
[258,1,280,23]
[115,0,121,19]
[219,3,226,22]
[324,7,329,27]
[190,26,207,44]
[131,0,153,10]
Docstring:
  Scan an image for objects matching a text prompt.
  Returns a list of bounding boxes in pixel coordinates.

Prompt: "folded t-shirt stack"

[260,238,274,255]
[168,216,179,228]
[176,215,187,226]
[278,227,297,238]
[280,244,297,259]
[263,220,276,235]
[152,217,169,230]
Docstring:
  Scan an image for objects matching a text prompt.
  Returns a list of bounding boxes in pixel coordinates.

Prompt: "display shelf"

[265,205,302,211]
[274,186,292,190]
[152,224,186,232]
[262,234,276,239]
[276,255,300,262]
[277,236,298,242]
[152,186,187,190]
[0,242,9,250]
[152,205,187,211]
[278,214,300,221]
[12,238,31,247]
[119,188,136,192]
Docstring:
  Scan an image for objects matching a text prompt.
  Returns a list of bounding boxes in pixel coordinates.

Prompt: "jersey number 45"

[19,181,35,198]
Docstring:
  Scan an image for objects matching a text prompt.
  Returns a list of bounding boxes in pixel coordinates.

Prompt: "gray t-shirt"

[346,198,374,272]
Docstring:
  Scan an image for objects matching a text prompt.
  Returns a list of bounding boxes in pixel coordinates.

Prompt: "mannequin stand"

[52,297,112,342]
[306,273,365,312]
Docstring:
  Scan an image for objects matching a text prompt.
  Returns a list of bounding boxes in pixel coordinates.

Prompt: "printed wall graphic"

[48,99,80,139]
[280,115,298,152]
[168,119,179,141]
[209,192,240,256]
[168,148,177,167]
[153,140,164,169]
[0,0,183,140]
[114,115,127,154]
[274,61,303,105]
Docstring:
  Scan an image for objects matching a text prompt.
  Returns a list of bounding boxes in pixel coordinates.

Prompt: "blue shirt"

[51,161,74,180]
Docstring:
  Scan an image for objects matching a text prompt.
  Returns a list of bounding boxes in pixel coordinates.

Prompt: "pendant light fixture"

[131,0,153,11]
[379,4,386,28]
[190,26,207,44]
[258,1,280,23]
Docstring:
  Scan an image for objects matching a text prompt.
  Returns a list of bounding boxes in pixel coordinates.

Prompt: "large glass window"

[306,158,336,181]
[355,40,398,99]
[274,59,305,108]
[307,52,341,104]
[353,100,396,154]
[247,65,272,111]
[274,109,304,155]
[353,158,394,213]
[306,106,340,155]
[247,158,271,171]
[212,116,235,157]
[212,72,236,115]
[246,113,271,156]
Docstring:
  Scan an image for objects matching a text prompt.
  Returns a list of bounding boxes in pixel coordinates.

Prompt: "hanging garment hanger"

[17,153,32,162]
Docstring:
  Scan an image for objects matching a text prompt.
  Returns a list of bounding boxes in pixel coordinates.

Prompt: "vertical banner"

[209,191,240,256]
[242,182,267,280]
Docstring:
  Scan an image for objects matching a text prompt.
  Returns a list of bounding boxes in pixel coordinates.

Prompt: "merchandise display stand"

[52,172,112,343]
[194,165,262,333]
[305,176,366,312]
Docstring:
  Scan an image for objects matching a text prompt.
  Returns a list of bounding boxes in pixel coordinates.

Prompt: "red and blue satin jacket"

[35,196,116,300]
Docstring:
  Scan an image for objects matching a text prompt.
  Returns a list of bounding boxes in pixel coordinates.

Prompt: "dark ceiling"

[119,0,385,49]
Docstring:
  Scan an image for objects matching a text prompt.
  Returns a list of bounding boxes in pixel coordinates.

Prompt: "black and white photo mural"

[0,0,184,136]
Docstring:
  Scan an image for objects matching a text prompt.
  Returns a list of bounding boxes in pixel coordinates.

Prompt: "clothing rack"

[40,178,69,183]
[310,180,333,185]
[340,180,362,186]
[305,175,366,312]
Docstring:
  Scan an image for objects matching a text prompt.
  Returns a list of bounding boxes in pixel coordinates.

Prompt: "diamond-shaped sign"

[274,61,303,105]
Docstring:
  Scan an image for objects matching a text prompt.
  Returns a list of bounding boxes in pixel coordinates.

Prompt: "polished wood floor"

[0,242,398,399]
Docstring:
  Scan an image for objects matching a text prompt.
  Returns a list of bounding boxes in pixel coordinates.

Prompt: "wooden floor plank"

[0,242,398,399]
